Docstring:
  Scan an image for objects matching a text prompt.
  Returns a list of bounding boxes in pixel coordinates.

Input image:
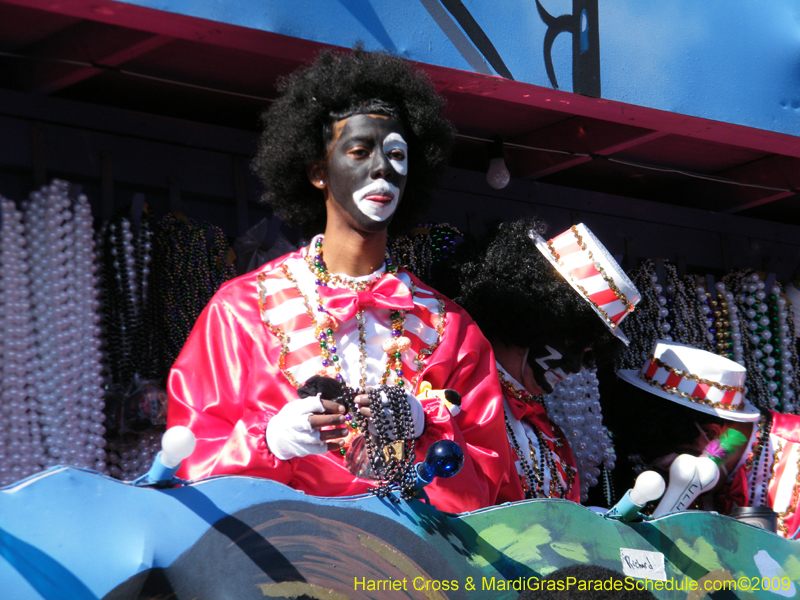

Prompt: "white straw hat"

[618,340,761,422]
[531,224,640,345]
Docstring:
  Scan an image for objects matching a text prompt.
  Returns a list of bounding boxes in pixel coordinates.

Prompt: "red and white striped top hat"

[618,340,761,422]
[531,224,640,345]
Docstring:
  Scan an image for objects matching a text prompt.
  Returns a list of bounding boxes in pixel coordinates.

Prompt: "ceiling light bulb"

[487,157,510,189]
[486,138,510,189]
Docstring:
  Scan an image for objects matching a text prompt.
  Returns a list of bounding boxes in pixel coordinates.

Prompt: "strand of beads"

[21,181,106,478]
[308,235,396,290]
[692,278,745,361]
[307,235,410,389]
[108,212,158,381]
[364,385,417,501]
[105,430,161,480]
[0,197,39,485]
[619,260,666,370]
[662,262,702,346]
[68,187,107,472]
[387,223,461,283]
[779,300,799,413]
[152,214,236,375]
[98,218,136,386]
[545,368,614,502]
[716,280,745,365]
[132,215,156,378]
[724,271,799,412]
[692,278,718,353]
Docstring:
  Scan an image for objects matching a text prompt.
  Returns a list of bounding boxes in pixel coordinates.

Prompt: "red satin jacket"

[166,247,512,513]
[735,410,800,538]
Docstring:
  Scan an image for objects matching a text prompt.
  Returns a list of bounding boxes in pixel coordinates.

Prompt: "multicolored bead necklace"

[297,236,410,390]
[306,235,397,290]
[499,371,574,499]
[498,371,546,408]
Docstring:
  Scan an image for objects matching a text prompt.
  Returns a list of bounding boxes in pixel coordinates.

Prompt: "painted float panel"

[1,467,798,600]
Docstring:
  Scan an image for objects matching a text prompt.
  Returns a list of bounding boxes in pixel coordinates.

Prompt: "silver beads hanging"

[0,180,106,486]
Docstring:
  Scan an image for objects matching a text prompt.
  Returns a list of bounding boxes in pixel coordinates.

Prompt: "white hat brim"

[618,369,762,423]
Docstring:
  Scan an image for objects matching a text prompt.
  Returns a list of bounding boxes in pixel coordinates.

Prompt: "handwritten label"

[620,548,666,581]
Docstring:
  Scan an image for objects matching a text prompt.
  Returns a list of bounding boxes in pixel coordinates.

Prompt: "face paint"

[353,180,401,222]
[527,341,591,394]
[322,114,408,232]
[382,132,408,176]
[535,345,563,371]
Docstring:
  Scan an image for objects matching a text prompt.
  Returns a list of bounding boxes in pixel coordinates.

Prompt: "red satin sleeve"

[771,410,800,442]
[411,292,514,511]
[166,275,298,483]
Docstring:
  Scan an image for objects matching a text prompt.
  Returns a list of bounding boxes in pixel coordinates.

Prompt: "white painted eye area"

[383,133,408,176]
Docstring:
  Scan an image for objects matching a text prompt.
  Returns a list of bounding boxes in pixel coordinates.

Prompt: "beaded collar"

[497,367,546,408]
[305,234,397,291]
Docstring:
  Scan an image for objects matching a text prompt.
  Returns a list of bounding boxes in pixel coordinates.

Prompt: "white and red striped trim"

[618,340,761,422]
[532,224,640,344]
[639,356,745,410]
[256,253,445,390]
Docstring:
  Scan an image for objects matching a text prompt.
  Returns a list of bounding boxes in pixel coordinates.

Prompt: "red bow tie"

[505,392,548,423]
[317,274,414,322]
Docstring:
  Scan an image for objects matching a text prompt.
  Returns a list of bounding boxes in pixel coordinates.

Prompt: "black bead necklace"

[335,384,417,502]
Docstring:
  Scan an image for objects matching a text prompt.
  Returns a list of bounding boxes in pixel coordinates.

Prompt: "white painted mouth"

[353,180,400,222]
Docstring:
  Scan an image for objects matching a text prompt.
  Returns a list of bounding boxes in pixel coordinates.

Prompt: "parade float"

[1,438,798,600]
[2,2,800,599]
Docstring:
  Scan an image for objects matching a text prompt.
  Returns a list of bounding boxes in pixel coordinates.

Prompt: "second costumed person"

[458,219,640,502]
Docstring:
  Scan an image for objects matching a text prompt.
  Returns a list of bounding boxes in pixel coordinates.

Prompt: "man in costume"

[613,339,800,538]
[458,219,640,502]
[166,48,511,512]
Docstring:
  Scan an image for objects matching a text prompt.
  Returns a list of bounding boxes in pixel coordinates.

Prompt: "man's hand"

[266,396,349,460]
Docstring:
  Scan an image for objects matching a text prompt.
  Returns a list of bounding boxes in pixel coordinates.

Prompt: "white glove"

[367,390,425,440]
[266,395,328,460]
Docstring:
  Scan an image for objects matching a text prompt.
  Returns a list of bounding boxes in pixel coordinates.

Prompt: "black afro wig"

[251,46,455,235]
[458,218,618,354]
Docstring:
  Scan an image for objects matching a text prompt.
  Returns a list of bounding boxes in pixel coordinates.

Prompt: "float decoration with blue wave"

[1,429,797,600]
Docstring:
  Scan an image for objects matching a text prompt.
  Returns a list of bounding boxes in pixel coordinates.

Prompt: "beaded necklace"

[331,384,417,500]
[282,237,411,459]
[498,371,546,408]
[743,412,773,507]
[306,235,397,290]
[285,264,408,390]
[724,270,798,413]
[289,236,411,390]
[152,214,236,378]
[620,260,667,370]
[386,223,462,283]
[498,371,574,499]
[546,368,614,502]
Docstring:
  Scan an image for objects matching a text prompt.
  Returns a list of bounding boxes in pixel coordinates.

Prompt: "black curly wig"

[251,47,455,235]
[457,218,619,355]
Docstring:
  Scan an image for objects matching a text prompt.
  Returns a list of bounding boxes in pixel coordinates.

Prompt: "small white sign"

[620,548,667,581]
